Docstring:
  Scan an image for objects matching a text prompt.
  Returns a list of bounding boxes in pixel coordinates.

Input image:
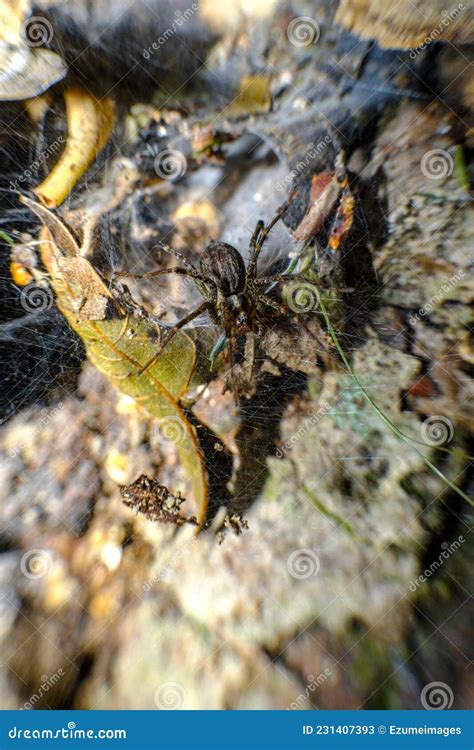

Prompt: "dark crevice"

[229,368,307,518]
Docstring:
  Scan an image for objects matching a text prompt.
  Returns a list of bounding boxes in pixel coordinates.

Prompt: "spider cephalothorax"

[200,241,246,295]
[198,240,252,334]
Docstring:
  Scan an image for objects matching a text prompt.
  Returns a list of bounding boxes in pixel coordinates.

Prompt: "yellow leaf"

[22,196,208,523]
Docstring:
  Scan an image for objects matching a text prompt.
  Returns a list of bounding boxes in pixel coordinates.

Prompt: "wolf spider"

[115,198,333,398]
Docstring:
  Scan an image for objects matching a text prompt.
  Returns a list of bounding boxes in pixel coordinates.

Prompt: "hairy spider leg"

[115,241,211,301]
[114,267,205,282]
[113,263,212,376]
[242,330,256,386]
[247,199,291,281]
[155,243,198,273]
[248,220,265,258]
[220,303,240,403]
[137,300,212,375]
[257,275,353,294]
[156,242,212,300]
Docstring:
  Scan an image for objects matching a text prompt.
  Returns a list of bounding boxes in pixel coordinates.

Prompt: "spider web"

[0,0,471,713]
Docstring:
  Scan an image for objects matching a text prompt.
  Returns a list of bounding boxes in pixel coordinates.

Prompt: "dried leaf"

[327,189,355,252]
[293,170,341,242]
[22,197,208,523]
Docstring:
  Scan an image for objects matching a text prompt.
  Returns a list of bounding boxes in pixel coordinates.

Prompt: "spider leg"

[246,199,292,280]
[257,289,310,318]
[221,306,239,403]
[257,273,303,285]
[155,243,198,273]
[113,264,211,311]
[256,274,353,294]
[242,330,256,386]
[249,220,265,255]
[247,216,278,279]
[137,301,211,376]
[113,267,205,283]
[256,294,286,314]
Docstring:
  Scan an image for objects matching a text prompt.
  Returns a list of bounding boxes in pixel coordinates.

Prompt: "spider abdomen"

[200,241,246,296]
